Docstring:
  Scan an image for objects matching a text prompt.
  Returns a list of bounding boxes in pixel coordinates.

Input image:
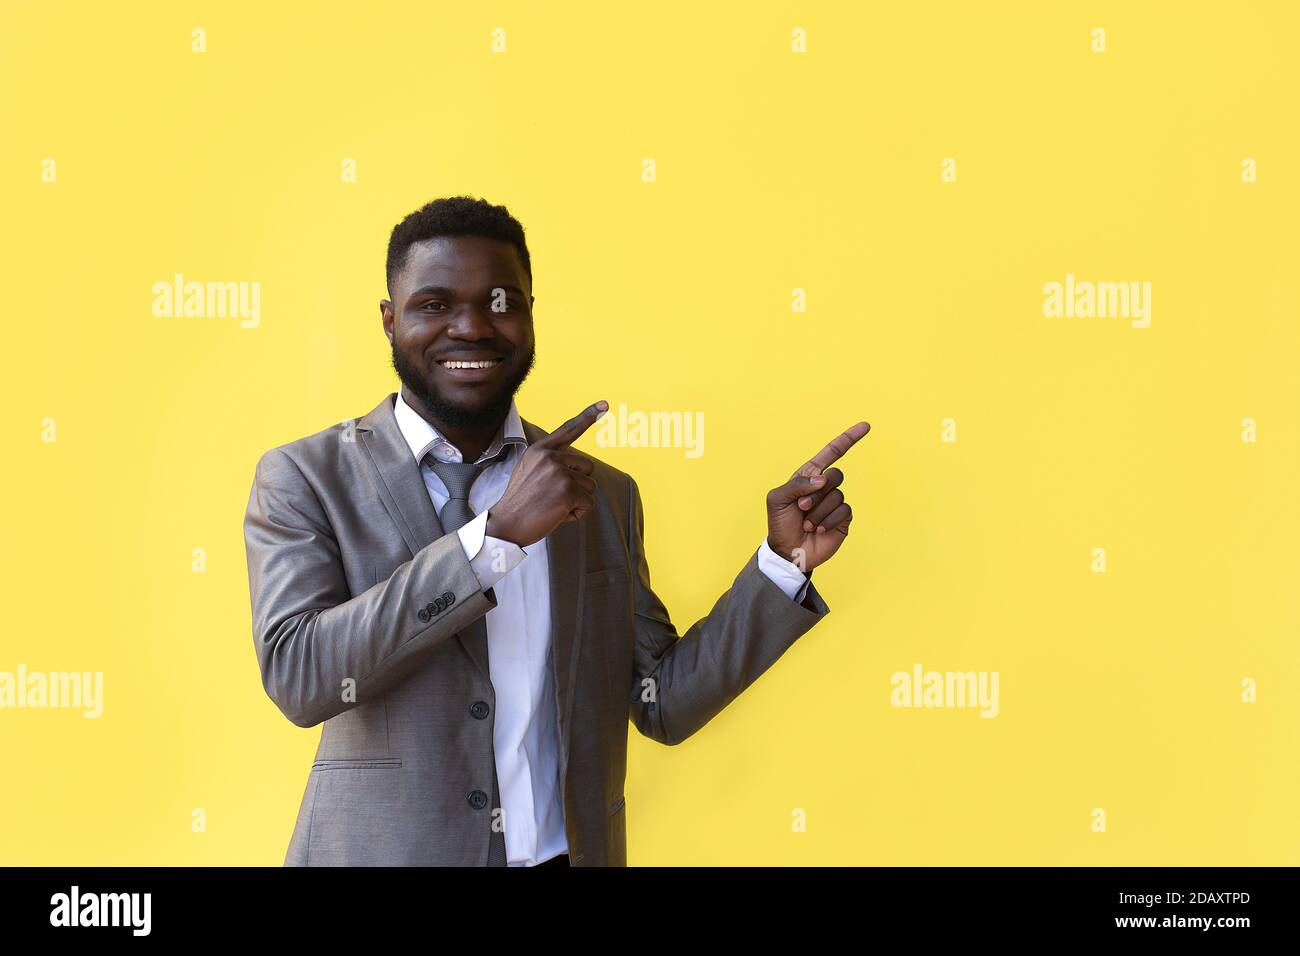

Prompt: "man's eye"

[422,301,446,312]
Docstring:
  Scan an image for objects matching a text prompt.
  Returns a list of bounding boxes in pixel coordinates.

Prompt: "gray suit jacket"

[243,392,830,865]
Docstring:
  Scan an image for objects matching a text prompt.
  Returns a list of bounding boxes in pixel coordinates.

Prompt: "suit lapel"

[355,396,586,731]
[357,394,497,680]
[356,393,444,556]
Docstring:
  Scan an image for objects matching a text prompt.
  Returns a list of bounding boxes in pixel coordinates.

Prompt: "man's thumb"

[770,472,825,507]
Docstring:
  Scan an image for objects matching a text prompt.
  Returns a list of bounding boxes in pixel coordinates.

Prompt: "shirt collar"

[394,391,528,465]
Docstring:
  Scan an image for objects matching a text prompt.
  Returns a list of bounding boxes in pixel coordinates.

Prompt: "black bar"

[0,866,1287,940]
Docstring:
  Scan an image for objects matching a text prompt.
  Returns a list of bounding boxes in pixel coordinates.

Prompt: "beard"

[390,339,536,431]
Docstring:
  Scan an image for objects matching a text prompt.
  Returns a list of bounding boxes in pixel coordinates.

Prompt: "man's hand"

[766,421,871,573]
[485,400,606,547]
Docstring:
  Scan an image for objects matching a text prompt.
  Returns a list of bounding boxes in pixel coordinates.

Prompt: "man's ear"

[380,300,395,343]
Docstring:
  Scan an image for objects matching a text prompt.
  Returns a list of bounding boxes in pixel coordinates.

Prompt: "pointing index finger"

[797,421,871,477]
[538,400,609,449]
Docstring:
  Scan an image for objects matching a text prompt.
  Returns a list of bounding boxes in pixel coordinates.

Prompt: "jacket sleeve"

[626,475,830,745]
[243,447,496,728]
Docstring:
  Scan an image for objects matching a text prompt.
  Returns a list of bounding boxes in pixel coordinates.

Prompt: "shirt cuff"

[756,538,811,604]
[456,510,527,591]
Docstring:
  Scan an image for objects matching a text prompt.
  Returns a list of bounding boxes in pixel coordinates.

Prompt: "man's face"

[381,235,536,430]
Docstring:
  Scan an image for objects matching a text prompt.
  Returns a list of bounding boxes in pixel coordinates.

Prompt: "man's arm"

[243,448,496,728]
[626,475,830,746]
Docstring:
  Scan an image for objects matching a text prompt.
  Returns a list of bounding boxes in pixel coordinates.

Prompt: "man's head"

[381,196,536,432]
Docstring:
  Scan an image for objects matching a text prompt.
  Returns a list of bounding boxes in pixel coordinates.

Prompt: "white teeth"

[440,359,502,369]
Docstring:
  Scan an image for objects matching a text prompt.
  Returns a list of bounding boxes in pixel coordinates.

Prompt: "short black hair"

[385,195,532,298]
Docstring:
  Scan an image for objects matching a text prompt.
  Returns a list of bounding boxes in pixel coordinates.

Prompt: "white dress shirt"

[393,392,811,866]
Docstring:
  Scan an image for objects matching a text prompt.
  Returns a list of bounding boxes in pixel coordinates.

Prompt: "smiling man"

[243,195,870,866]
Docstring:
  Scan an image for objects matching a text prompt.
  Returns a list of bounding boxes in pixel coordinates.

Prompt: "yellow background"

[2,1,1297,865]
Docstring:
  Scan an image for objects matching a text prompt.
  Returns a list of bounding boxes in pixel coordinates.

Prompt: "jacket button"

[469,701,490,720]
[468,790,488,810]
[416,608,431,623]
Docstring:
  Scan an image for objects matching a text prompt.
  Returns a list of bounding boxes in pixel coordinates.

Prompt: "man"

[243,196,869,866]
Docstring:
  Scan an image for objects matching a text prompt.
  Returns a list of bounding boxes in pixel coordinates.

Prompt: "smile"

[438,358,505,370]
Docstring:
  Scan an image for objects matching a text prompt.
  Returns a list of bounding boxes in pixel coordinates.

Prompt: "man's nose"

[444,304,496,339]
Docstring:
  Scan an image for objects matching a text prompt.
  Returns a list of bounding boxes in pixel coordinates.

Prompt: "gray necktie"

[426,458,487,532]
[424,452,509,867]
